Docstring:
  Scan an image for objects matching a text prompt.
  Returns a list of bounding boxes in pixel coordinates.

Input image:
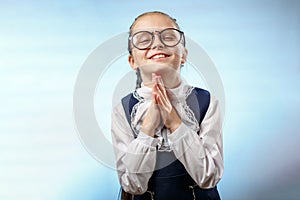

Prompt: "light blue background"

[1,0,299,199]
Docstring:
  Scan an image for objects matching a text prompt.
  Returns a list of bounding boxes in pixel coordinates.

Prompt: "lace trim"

[130,90,144,137]
[185,86,194,98]
[182,86,200,133]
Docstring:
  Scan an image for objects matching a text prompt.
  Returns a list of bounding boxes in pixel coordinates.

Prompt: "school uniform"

[111,81,223,200]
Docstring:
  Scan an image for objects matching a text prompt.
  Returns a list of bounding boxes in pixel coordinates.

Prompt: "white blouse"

[111,81,223,194]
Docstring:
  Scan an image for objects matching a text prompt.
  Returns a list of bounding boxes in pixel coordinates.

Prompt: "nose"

[151,32,164,49]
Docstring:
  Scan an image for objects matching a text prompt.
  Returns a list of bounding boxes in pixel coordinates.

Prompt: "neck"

[162,75,181,89]
[142,73,181,89]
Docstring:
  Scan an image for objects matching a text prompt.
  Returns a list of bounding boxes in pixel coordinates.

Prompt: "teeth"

[152,54,167,59]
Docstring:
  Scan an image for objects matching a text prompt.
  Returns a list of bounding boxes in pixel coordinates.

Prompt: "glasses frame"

[128,28,185,52]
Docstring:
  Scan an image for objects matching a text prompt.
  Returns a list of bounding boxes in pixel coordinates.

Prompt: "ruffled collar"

[130,80,199,137]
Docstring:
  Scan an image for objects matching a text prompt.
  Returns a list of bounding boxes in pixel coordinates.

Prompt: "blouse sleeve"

[167,95,224,188]
[111,103,159,194]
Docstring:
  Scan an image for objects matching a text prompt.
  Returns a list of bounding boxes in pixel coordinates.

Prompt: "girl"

[111,11,223,200]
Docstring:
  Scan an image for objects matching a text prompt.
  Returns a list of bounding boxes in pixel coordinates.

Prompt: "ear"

[128,54,137,70]
[181,48,188,64]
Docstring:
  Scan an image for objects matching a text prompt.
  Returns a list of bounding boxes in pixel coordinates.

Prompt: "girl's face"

[128,13,188,85]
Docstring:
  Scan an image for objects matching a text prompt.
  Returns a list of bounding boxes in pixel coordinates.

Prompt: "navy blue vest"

[120,88,220,200]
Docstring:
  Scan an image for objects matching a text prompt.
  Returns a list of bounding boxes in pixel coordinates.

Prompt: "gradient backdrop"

[1,0,300,199]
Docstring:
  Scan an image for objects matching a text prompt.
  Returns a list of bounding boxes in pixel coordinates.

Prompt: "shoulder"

[112,102,125,115]
[188,87,211,106]
[121,93,137,105]
[112,92,134,114]
[121,92,140,112]
[206,94,222,120]
[192,87,210,97]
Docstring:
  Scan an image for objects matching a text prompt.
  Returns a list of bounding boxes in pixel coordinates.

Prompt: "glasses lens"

[132,31,152,50]
[161,29,181,47]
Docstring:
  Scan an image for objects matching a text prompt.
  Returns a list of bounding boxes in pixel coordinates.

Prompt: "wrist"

[140,126,155,137]
[167,120,181,133]
[165,108,182,133]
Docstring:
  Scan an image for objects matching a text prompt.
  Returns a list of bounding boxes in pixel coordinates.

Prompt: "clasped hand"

[141,73,182,137]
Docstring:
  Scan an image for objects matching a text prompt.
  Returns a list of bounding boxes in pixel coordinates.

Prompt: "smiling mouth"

[149,53,170,60]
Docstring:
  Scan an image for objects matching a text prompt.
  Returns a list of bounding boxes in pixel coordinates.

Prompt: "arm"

[168,95,224,188]
[111,103,159,194]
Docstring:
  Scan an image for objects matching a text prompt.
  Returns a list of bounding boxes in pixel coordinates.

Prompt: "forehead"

[132,14,178,31]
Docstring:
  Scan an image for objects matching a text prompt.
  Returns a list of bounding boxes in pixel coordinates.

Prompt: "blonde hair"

[129,11,180,35]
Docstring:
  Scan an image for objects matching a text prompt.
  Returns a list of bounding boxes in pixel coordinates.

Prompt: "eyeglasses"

[128,28,185,51]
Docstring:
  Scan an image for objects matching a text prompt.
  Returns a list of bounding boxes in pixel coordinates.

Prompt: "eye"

[163,35,176,41]
[162,31,178,41]
[134,32,152,45]
[139,37,151,44]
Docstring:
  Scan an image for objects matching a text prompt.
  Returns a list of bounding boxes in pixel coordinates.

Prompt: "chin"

[141,63,176,74]
[139,63,179,84]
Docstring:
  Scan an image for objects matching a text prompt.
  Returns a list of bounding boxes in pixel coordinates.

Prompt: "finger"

[156,75,164,88]
[152,73,158,85]
[152,91,158,104]
[154,83,165,102]
[156,87,173,115]
[152,73,157,79]
[156,76,168,96]
[156,94,167,110]
[155,95,171,126]
[152,78,171,111]
[155,84,170,111]
[155,83,168,105]
[152,85,160,105]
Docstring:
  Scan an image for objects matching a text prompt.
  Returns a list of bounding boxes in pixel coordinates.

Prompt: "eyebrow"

[130,27,179,34]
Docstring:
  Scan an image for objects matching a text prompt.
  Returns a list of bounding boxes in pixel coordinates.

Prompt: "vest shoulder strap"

[121,93,139,127]
[186,87,210,124]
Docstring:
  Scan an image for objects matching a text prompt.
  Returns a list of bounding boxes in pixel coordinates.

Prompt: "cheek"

[171,46,184,58]
[133,51,147,62]
[130,53,144,67]
[171,49,184,63]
